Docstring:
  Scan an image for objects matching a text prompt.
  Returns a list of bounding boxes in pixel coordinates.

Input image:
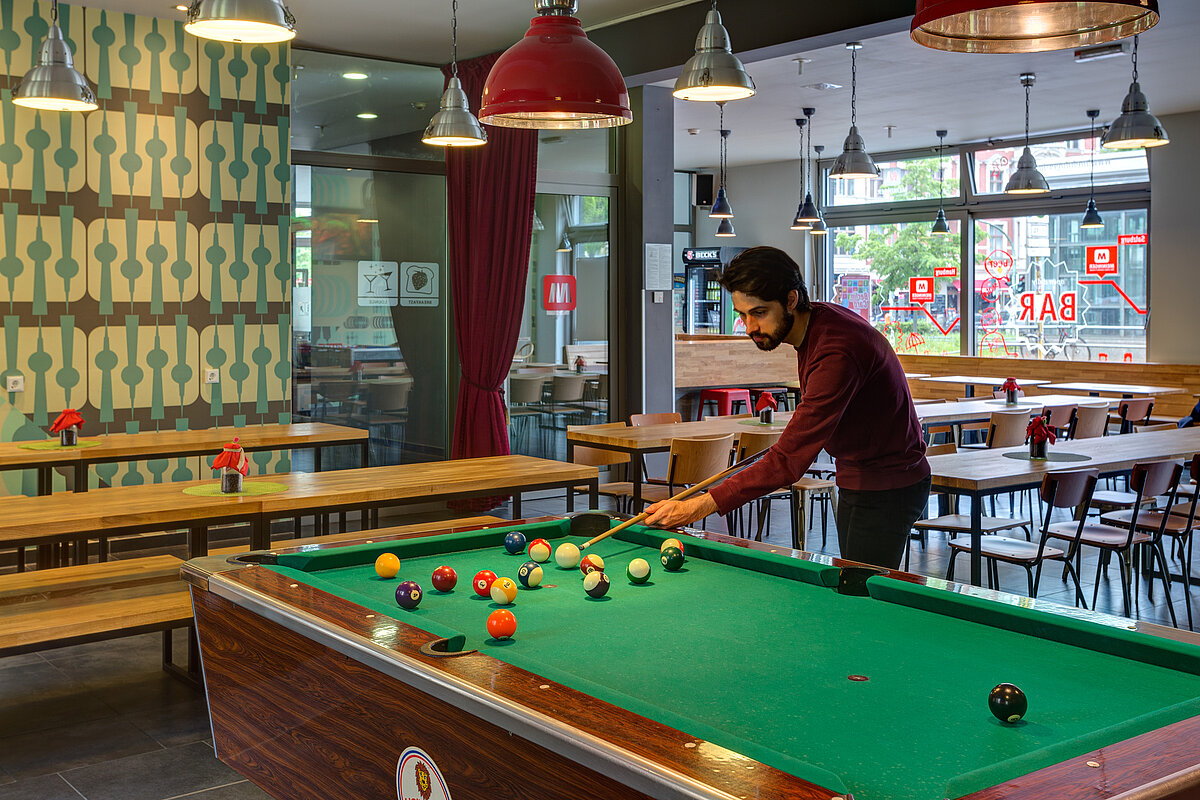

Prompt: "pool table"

[183,513,1200,800]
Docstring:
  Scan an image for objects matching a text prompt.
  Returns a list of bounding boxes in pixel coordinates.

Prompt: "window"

[971,137,1147,194]
[829,155,954,207]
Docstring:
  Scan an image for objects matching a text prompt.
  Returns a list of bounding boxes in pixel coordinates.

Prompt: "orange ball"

[487,609,517,640]
[374,552,400,579]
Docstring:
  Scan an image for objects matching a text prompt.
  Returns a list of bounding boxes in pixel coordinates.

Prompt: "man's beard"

[749,309,794,351]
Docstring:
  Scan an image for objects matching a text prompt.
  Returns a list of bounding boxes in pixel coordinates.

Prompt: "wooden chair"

[727,430,783,540]
[638,434,736,528]
[566,422,635,513]
[1068,403,1109,440]
[631,412,682,486]
[361,380,410,464]
[960,409,1031,450]
[1113,397,1155,434]
[507,376,546,452]
[1101,456,1199,629]
[1040,404,1078,438]
[946,469,1097,605]
[1046,459,1182,625]
[790,476,837,551]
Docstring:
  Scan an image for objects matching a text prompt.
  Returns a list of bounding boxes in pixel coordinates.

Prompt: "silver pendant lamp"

[13,0,97,112]
[184,0,296,43]
[423,0,487,147]
[931,129,951,235]
[674,0,755,102]
[789,117,812,231]
[1004,73,1050,194]
[1102,35,1169,150]
[831,43,879,180]
[1081,109,1104,229]
[709,102,734,219]
[809,144,827,236]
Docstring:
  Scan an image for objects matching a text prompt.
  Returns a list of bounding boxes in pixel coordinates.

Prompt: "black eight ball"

[988,683,1027,723]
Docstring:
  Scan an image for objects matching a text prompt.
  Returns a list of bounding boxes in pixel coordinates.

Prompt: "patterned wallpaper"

[0,0,291,493]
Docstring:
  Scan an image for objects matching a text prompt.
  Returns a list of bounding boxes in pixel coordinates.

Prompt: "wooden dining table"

[919,374,1052,397]
[1038,381,1187,398]
[0,455,598,568]
[928,427,1200,587]
[0,423,369,496]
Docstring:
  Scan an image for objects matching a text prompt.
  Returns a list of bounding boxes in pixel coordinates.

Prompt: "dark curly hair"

[718,246,811,311]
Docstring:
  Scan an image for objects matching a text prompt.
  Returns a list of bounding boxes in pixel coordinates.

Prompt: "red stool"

[748,387,790,411]
[696,388,752,420]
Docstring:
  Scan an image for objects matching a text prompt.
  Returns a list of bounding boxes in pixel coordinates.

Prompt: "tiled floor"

[2,483,1194,799]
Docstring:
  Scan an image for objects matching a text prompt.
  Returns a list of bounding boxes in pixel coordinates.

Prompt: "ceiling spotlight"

[357,112,378,119]
[342,72,369,80]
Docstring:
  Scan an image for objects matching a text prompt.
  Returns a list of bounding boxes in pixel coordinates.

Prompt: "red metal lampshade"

[911,0,1159,54]
[479,3,632,130]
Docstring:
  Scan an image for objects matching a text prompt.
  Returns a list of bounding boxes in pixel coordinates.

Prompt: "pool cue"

[579,448,771,550]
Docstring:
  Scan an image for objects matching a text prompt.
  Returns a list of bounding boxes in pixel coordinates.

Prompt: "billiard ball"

[490,577,518,605]
[394,580,422,610]
[988,683,1028,723]
[487,609,517,640]
[473,569,498,597]
[374,552,400,578]
[626,557,651,584]
[504,531,527,555]
[431,565,457,593]
[528,538,552,563]
[583,570,610,598]
[660,545,684,571]
[555,542,581,569]
[579,554,605,575]
[517,561,543,588]
[660,537,684,554]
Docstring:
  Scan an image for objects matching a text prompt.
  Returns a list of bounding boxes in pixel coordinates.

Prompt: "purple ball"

[394,580,422,610]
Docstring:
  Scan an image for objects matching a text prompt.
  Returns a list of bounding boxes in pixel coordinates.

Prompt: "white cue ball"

[555,542,581,569]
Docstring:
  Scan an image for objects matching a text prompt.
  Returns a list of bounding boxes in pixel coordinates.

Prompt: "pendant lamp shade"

[423,77,487,146]
[1081,109,1104,229]
[809,216,827,235]
[796,193,821,224]
[556,234,572,252]
[715,217,736,237]
[710,187,734,218]
[184,0,296,43]
[479,1,631,130]
[931,208,952,236]
[790,205,812,231]
[13,5,97,112]
[1081,199,1104,228]
[1005,147,1050,194]
[911,0,1158,54]
[930,129,951,235]
[832,126,879,179]
[1102,83,1168,149]
[673,6,756,102]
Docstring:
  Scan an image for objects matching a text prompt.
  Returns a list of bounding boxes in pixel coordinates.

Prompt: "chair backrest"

[631,412,681,426]
[736,430,782,461]
[667,434,735,486]
[508,376,546,404]
[926,443,957,456]
[567,422,631,467]
[992,389,1026,399]
[987,410,1031,448]
[316,380,356,403]
[1119,398,1155,427]
[367,380,410,411]
[1069,403,1109,439]
[1130,459,1182,499]
[550,374,586,402]
[1041,404,1077,432]
[1040,468,1099,509]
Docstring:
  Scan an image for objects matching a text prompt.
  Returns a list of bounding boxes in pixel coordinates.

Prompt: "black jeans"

[835,476,931,569]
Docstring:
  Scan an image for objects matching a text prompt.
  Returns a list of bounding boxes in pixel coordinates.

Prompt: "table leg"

[589,478,598,510]
[360,440,369,468]
[969,494,983,587]
[314,446,323,473]
[74,462,87,493]
[964,385,976,398]
[189,525,208,559]
[512,493,522,520]
[634,469,643,513]
[37,467,49,496]
[251,515,269,551]
[566,484,575,512]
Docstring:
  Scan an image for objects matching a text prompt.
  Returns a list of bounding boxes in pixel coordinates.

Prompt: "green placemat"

[738,420,788,427]
[17,439,102,450]
[182,481,290,497]
[1002,451,1092,462]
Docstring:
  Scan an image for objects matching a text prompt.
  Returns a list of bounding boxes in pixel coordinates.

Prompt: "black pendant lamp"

[710,102,734,219]
[1081,109,1104,229]
[1004,73,1049,195]
[931,129,951,236]
[809,144,827,236]
[795,108,821,226]
[789,117,811,231]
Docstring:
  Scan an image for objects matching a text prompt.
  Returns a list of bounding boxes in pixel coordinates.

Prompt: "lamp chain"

[805,114,813,196]
[850,47,857,127]
[450,0,459,76]
[51,0,59,23]
[719,102,726,188]
[1024,81,1031,146]
[1131,34,1139,82]
[938,133,945,203]
[797,119,805,198]
[1089,116,1096,199]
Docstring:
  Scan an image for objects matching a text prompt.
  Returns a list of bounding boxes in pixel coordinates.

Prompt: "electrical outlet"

[204,369,220,385]
[6,374,24,392]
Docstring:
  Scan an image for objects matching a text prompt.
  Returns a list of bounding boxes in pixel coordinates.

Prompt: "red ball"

[487,609,517,640]
[473,569,498,597]
[431,565,457,592]
[579,554,605,575]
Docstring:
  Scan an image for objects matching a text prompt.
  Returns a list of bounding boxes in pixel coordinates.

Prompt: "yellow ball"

[374,552,400,579]
[490,577,518,605]
[555,542,581,569]
[660,537,684,554]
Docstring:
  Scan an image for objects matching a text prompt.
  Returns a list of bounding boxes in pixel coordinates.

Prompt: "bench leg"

[161,627,203,688]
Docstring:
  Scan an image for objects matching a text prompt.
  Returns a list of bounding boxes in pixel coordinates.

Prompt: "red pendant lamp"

[479,0,632,130]
[911,0,1159,54]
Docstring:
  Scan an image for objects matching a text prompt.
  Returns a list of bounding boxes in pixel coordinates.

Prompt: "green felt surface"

[182,480,290,496]
[17,439,102,450]
[265,520,1200,800]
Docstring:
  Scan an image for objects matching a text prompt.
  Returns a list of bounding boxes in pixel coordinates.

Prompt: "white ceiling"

[668,0,1200,170]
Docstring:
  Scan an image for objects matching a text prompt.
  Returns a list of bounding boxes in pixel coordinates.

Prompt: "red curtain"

[444,55,538,504]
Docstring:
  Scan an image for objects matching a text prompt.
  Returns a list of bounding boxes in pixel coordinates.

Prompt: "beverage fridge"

[681,246,745,334]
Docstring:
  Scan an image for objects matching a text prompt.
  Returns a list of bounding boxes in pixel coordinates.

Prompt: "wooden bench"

[0,555,197,680]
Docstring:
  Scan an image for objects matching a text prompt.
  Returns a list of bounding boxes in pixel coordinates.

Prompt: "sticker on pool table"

[397,747,451,800]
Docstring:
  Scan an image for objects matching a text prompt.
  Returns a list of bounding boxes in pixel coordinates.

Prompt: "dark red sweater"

[709,302,929,514]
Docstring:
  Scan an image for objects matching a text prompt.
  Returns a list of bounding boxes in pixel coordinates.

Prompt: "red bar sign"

[542,275,577,311]
[1086,245,1118,277]
[908,276,934,303]
[1119,233,1147,245]
[934,266,957,277]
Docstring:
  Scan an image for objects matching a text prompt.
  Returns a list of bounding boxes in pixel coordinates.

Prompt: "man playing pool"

[644,246,930,569]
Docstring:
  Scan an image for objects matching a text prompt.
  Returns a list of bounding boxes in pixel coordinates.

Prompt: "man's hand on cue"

[643,493,718,529]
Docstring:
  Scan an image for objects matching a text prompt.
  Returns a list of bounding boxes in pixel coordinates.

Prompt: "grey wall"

[1147,111,1200,364]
